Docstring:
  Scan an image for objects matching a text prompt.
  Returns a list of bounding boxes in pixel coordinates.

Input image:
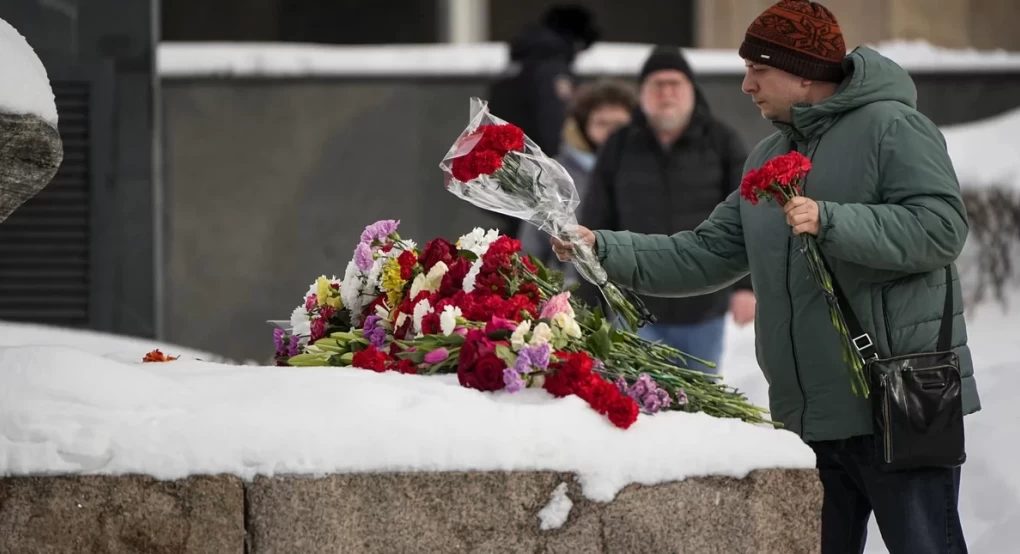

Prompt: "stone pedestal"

[0,469,822,553]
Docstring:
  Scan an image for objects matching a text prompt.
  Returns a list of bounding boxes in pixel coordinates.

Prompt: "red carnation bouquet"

[741,151,869,397]
[439,98,652,332]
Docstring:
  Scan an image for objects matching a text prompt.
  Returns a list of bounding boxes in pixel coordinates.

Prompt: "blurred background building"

[2,0,1019,361]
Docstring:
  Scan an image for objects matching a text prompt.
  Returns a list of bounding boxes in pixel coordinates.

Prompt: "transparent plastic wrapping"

[439,97,652,330]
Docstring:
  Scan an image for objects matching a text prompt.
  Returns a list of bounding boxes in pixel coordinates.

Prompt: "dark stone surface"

[0,113,62,225]
[0,475,244,554]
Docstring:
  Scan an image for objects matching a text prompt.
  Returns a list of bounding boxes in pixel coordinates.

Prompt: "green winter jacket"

[593,46,981,441]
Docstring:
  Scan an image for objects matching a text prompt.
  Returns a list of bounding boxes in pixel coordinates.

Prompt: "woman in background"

[518,79,637,284]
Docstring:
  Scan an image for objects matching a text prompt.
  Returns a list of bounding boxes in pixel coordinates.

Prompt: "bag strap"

[818,253,954,359]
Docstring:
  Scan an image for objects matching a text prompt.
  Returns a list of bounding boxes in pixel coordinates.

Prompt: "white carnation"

[457,227,501,257]
[462,259,483,293]
[409,273,428,300]
[553,312,582,339]
[530,322,553,346]
[341,259,363,317]
[511,320,531,351]
[412,298,433,335]
[290,304,311,337]
[440,305,462,336]
[425,261,449,291]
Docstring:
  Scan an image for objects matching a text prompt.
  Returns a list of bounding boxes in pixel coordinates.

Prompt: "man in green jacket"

[552,1,978,552]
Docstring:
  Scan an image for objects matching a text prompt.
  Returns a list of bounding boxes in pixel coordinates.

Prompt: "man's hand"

[783,196,820,236]
[551,226,596,262]
[730,289,756,327]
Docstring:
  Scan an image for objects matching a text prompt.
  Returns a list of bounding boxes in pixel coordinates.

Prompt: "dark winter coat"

[579,94,751,325]
[592,47,981,441]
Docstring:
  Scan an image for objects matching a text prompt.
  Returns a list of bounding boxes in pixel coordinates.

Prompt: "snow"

[0,320,243,365]
[0,338,813,502]
[537,482,574,531]
[0,17,57,126]
[157,40,1020,78]
[941,107,1020,192]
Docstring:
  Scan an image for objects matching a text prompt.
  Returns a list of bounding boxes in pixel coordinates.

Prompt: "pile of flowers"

[274,219,771,431]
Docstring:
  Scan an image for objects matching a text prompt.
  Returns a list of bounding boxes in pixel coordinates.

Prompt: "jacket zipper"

[786,236,808,436]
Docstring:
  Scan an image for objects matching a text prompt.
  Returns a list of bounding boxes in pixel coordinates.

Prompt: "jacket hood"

[784,46,918,141]
[508,24,575,62]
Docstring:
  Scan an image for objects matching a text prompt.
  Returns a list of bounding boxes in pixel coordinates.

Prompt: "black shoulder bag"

[823,259,967,472]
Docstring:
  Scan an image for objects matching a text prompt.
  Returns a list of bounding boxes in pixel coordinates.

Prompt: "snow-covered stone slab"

[0,17,62,226]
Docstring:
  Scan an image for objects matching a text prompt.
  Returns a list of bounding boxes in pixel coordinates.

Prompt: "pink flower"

[539,292,574,320]
[485,315,518,334]
[305,294,317,311]
[424,348,450,364]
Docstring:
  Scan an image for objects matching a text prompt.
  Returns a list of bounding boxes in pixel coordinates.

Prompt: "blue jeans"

[636,316,726,375]
[810,436,967,554]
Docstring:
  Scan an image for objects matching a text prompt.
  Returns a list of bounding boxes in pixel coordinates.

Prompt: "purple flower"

[424,347,450,365]
[614,376,629,394]
[643,393,663,413]
[675,388,688,406]
[513,343,550,375]
[275,328,302,357]
[287,335,301,356]
[363,315,388,348]
[503,368,526,393]
[273,328,286,351]
[360,219,400,244]
[354,242,374,272]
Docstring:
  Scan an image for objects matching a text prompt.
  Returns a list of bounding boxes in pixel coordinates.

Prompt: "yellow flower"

[381,258,406,308]
[326,295,343,309]
[316,276,331,306]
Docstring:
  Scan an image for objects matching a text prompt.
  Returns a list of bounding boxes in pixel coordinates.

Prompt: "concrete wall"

[696,0,1020,51]
[162,73,1020,361]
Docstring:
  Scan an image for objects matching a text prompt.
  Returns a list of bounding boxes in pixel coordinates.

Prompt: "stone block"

[0,113,63,225]
[0,475,244,554]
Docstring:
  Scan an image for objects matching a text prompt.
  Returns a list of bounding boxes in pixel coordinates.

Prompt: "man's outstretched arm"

[592,191,750,298]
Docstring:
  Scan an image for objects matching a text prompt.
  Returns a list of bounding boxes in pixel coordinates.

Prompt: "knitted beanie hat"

[738,0,846,82]
[639,45,694,84]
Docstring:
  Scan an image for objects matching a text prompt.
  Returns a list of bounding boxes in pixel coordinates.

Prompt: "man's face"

[639,69,695,134]
[741,61,807,122]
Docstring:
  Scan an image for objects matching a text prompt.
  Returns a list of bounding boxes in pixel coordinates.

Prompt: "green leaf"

[495,344,518,367]
[586,324,613,360]
[459,250,478,262]
[487,329,513,341]
[398,349,428,364]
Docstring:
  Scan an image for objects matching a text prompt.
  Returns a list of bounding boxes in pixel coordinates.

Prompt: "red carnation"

[762,151,812,186]
[451,150,504,183]
[521,256,538,274]
[397,249,418,280]
[477,124,525,155]
[518,281,541,304]
[388,358,418,375]
[421,238,456,272]
[457,329,506,391]
[475,271,508,296]
[421,312,441,335]
[503,294,538,321]
[353,345,392,373]
[607,396,640,429]
[440,257,472,297]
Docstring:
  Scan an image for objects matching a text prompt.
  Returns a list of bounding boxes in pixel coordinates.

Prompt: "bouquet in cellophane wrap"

[439,97,654,332]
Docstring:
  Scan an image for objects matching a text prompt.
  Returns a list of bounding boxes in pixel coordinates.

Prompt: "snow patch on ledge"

[0,344,814,503]
[538,483,574,530]
[0,17,57,126]
[157,40,1020,79]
